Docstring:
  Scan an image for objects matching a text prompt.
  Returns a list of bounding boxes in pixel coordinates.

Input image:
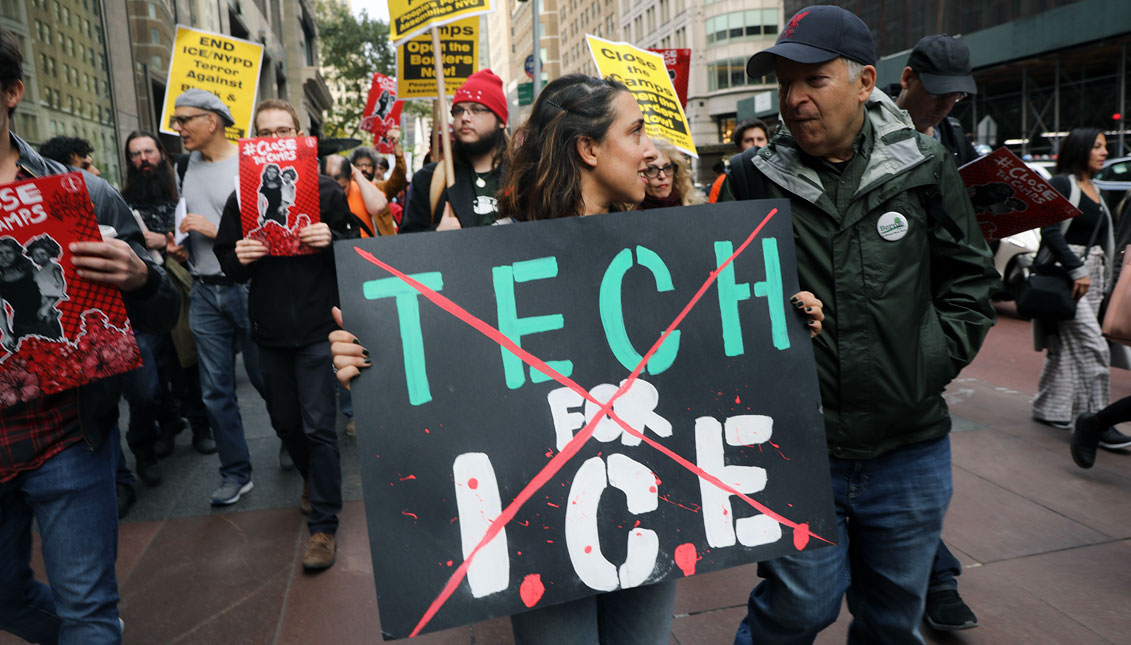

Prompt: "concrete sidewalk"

[5,303,1131,644]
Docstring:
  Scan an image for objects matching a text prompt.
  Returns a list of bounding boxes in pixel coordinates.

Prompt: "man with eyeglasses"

[167,88,267,507]
[401,69,509,232]
[213,98,354,570]
[895,35,979,168]
[894,33,981,633]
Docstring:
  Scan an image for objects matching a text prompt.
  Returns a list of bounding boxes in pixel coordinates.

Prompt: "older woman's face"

[645,151,674,200]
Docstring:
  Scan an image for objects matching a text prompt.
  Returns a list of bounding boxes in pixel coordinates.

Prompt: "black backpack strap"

[175,154,190,191]
[918,184,965,243]
[725,146,768,201]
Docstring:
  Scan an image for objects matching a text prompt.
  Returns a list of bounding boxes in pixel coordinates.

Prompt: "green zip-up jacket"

[731,90,997,459]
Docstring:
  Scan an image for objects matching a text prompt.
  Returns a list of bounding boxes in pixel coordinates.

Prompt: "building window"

[152,28,160,44]
[706,9,779,46]
[708,58,775,91]
[152,55,163,69]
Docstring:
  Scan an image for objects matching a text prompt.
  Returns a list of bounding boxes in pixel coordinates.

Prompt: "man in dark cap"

[725,6,997,642]
[896,34,981,633]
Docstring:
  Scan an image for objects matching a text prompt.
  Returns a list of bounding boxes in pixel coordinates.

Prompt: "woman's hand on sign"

[235,239,268,265]
[791,291,824,338]
[299,222,332,249]
[1073,275,1091,300]
[435,203,461,231]
[330,306,370,390]
[179,213,218,239]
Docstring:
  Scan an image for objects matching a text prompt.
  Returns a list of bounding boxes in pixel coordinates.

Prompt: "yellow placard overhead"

[396,18,479,100]
[160,25,264,142]
[586,35,697,158]
[388,0,492,46]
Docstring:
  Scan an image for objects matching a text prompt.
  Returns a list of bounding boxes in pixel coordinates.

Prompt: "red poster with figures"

[648,48,691,108]
[237,136,321,256]
[0,173,141,408]
[959,147,1081,242]
[361,73,404,154]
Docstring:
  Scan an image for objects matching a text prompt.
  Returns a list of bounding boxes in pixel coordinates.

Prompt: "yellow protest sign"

[396,18,479,100]
[160,25,263,142]
[388,0,493,46]
[586,35,697,158]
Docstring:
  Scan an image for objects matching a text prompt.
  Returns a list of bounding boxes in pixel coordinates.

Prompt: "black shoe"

[1099,426,1131,450]
[1033,416,1073,430]
[924,589,978,631]
[191,426,217,455]
[135,453,163,487]
[1072,413,1103,468]
[279,443,295,471]
[117,483,136,519]
[154,418,187,458]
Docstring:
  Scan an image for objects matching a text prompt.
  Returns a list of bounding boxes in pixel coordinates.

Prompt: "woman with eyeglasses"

[639,138,706,209]
[330,74,825,642]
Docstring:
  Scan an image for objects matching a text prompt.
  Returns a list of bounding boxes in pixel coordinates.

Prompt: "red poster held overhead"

[648,48,691,108]
[0,173,141,408]
[360,73,404,154]
[237,136,321,256]
[959,147,1081,242]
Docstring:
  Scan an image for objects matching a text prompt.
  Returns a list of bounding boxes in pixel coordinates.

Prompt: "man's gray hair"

[842,58,866,82]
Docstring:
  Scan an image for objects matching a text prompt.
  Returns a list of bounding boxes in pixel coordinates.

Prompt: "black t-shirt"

[1065,192,1107,246]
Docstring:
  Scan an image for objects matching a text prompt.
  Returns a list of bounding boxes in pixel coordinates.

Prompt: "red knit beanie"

[452,69,508,124]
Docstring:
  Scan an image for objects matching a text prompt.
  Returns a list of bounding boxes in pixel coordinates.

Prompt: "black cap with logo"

[746,5,876,78]
[907,34,977,96]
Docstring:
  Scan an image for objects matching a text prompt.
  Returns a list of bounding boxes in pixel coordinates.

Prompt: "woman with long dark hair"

[330,75,824,642]
[1032,128,1131,449]
[0,237,55,350]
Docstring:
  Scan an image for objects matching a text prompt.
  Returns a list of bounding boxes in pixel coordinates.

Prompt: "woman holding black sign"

[330,74,824,643]
[1032,128,1131,450]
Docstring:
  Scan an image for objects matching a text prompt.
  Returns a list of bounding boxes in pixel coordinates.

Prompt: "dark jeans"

[259,341,341,535]
[510,580,677,644]
[0,439,122,643]
[736,437,952,645]
[122,332,163,454]
[928,541,962,593]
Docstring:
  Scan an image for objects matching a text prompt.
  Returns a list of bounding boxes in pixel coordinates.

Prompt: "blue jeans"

[510,580,676,645]
[0,439,122,644]
[189,283,264,484]
[736,437,952,645]
[929,541,961,592]
[122,331,160,454]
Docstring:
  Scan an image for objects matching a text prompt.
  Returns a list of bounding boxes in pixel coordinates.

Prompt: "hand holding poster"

[396,18,479,100]
[588,36,696,158]
[360,73,405,154]
[388,0,493,46]
[335,200,834,638]
[238,136,321,256]
[0,174,141,407]
[160,25,263,142]
[959,147,1080,241]
[647,48,691,108]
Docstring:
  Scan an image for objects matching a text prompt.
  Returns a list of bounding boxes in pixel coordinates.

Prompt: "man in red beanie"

[401,69,509,232]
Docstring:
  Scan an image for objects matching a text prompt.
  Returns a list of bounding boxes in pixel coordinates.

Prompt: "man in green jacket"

[726,6,997,643]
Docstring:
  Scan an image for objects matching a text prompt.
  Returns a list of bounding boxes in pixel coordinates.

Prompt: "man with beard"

[350,147,377,182]
[119,132,215,484]
[401,69,508,232]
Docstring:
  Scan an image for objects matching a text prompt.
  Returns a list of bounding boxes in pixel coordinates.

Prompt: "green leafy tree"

[316,1,396,139]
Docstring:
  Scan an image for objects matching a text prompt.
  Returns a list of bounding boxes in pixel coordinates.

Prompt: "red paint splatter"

[467,478,478,490]
[450,517,458,524]
[546,540,554,544]
[793,523,810,550]
[633,519,641,528]
[648,485,657,493]
[546,502,559,508]
[446,560,453,566]
[518,520,530,527]
[584,545,592,554]
[735,395,741,404]
[399,474,416,481]
[674,543,698,576]
[402,511,418,520]
[519,574,545,608]
[424,428,430,434]
[658,495,702,513]
[516,551,522,556]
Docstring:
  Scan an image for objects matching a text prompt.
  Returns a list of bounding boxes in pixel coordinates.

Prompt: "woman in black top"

[1032,128,1131,450]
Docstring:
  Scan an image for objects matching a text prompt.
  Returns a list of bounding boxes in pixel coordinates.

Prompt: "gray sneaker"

[210,479,254,505]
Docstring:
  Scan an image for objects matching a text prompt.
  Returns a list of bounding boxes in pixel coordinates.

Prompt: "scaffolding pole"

[1120,44,1127,155]
[1022,69,1029,157]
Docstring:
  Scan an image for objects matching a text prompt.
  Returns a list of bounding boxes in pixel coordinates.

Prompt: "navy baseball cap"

[747,5,876,78]
[908,35,977,96]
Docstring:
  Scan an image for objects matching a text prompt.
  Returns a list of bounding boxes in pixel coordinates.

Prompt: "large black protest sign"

[335,200,835,639]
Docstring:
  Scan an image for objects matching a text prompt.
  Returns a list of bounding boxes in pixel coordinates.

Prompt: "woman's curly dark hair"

[498,75,631,222]
[25,235,62,260]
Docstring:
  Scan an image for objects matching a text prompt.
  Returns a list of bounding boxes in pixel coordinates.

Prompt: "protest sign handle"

[431,27,456,189]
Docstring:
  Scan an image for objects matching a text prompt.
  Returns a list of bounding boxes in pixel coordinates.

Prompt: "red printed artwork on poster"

[959,147,1081,242]
[360,73,404,154]
[648,48,691,108]
[0,173,141,408]
[237,136,320,256]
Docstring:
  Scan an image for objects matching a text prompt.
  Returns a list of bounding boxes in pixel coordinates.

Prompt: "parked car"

[1095,156,1131,207]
